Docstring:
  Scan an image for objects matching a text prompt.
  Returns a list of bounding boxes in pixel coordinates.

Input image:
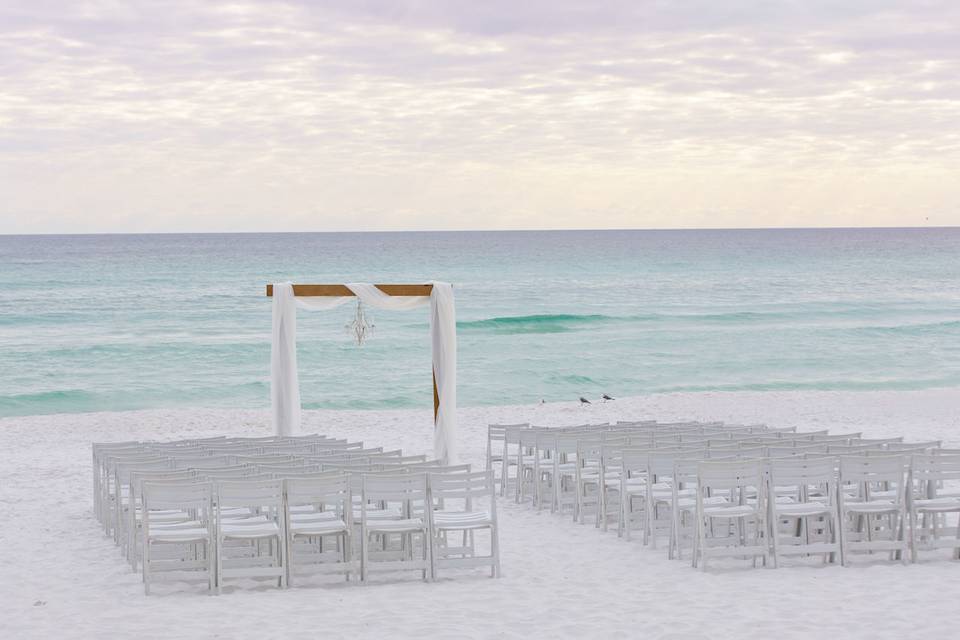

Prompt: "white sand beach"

[3,388,959,640]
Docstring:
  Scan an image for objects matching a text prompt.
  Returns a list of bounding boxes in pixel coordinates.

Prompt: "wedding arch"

[267,282,457,463]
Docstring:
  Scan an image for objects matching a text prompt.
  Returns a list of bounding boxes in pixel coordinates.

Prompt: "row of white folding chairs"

[506,425,936,518]
[689,453,960,569]
[497,424,957,567]
[487,420,794,498]
[542,436,937,532]
[117,453,433,566]
[605,439,942,533]
[94,435,369,536]
[139,468,500,595]
[514,425,773,508]
[92,434,351,525]
[508,429,886,518]
[573,449,960,569]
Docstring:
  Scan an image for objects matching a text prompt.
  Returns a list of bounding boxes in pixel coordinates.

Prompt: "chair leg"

[498,459,505,497]
[910,509,919,563]
[216,535,223,594]
[695,515,707,571]
[429,529,439,581]
[954,516,960,560]
[839,508,849,567]
[142,538,150,595]
[422,530,430,582]
[208,539,216,593]
[622,494,630,540]
[672,512,682,561]
[492,524,501,578]
[899,508,909,565]
[278,534,287,588]
[514,454,523,504]
[770,515,781,569]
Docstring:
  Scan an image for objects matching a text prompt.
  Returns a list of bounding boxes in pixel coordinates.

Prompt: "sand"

[3,388,959,639]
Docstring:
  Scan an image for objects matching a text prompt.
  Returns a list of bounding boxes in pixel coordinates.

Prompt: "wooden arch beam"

[265,284,433,297]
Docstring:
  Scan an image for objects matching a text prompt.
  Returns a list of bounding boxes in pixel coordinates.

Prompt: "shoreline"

[4,386,958,446]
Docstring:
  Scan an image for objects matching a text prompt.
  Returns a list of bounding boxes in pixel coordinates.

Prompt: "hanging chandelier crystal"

[346,299,375,345]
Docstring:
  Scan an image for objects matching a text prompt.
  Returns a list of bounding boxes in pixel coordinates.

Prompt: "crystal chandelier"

[346,299,375,345]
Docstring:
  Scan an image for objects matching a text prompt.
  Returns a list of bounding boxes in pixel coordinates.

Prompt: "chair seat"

[704,504,757,518]
[221,520,281,539]
[365,517,425,533]
[433,510,493,530]
[291,510,340,523]
[677,496,727,510]
[140,510,191,523]
[583,468,620,477]
[624,483,648,495]
[148,526,211,543]
[914,497,960,511]
[354,506,403,520]
[289,504,319,514]
[652,488,697,500]
[152,519,203,530]
[290,519,348,536]
[772,484,799,495]
[776,502,834,517]
[843,500,899,514]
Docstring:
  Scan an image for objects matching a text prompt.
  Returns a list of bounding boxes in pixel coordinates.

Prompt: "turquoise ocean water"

[0,229,958,418]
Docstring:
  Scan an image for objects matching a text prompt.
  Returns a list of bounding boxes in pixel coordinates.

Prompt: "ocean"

[0,228,958,418]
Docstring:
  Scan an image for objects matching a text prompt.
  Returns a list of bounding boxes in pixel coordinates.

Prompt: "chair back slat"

[143,480,213,511]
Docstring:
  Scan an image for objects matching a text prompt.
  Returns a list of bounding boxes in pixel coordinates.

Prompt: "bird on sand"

[579,396,591,405]
[601,394,614,402]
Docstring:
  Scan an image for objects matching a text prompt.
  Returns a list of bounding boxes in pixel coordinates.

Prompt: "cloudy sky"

[1,1,958,233]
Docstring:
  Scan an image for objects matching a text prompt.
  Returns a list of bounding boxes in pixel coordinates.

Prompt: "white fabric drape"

[429,283,457,464]
[270,282,457,463]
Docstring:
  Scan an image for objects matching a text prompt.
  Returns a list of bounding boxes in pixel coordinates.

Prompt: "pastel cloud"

[0,1,957,233]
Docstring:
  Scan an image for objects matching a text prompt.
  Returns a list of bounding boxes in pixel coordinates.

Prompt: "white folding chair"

[93,442,147,527]
[550,433,582,516]
[619,446,652,540]
[768,456,841,566]
[429,470,501,578]
[909,453,960,562]
[284,472,356,584]
[645,449,699,549]
[126,468,197,571]
[101,451,165,536]
[693,459,770,570]
[838,455,908,566]
[215,479,287,592]
[360,472,432,582]
[502,424,529,499]
[597,441,627,532]
[668,456,706,560]
[575,436,606,524]
[113,459,173,547]
[531,429,561,512]
[487,423,526,496]
[141,481,215,595]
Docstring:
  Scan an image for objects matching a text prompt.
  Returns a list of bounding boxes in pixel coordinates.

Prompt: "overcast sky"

[1,1,958,233]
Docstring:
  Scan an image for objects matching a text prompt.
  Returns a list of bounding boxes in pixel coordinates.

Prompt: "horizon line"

[1,224,958,237]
